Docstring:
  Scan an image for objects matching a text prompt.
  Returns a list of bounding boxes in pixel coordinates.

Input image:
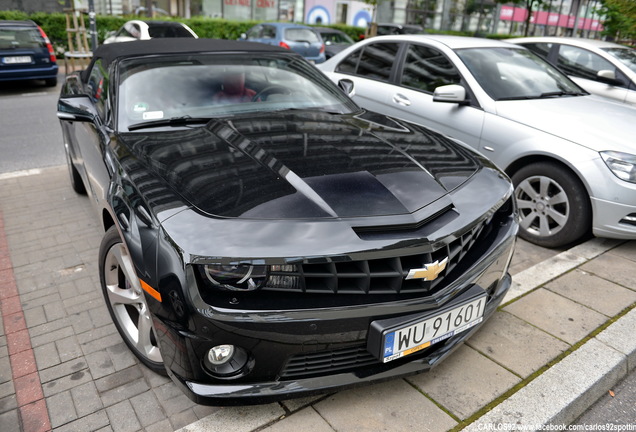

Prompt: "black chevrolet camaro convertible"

[57,38,518,405]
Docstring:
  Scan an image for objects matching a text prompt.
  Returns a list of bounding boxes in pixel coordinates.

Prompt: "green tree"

[597,0,636,42]
[361,0,381,36]
[495,0,549,36]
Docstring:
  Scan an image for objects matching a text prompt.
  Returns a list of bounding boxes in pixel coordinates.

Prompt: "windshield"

[603,47,636,73]
[456,47,584,101]
[116,53,357,132]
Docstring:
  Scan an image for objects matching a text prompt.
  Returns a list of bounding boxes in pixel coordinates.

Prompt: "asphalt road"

[0,76,65,174]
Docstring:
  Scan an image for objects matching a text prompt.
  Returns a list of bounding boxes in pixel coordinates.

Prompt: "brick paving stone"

[467,311,570,377]
[47,390,77,428]
[170,409,199,430]
[0,381,15,400]
[0,394,18,415]
[408,344,521,419]
[53,410,110,432]
[30,326,75,349]
[261,407,335,432]
[20,398,51,432]
[55,336,83,363]
[95,366,143,394]
[44,301,67,323]
[106,342,137,371]
[14,372,44,407]
[0,355,12,384]
[0,408,20,432]
[85,349,116,380]
[42,368,92,398]
[504,288,608,345]
[9,348,37,379]
[106,400,141,432]
[23,305,47,328]
[99,377,150,408]
[33,342,61,370]
[157,392,198,417]
[146,419,175,432]
[39,359,88,385]
[70,381,104,418]
[130,390,167,427]
[546,269,636,317]
[315,379,457,432]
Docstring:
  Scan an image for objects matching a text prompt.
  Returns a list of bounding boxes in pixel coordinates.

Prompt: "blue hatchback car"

[0,20,59,87]
[240,22,326,64]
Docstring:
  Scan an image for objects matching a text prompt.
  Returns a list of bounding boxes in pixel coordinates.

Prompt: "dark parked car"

[57,39,517,405]
[240,22,326,63]
[315,27,354,59]
[0,20,58,87]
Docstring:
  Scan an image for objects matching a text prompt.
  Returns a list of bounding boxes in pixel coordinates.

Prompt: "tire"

[64,144,86,195]
[99,226,166,375]
[511,162,591,248]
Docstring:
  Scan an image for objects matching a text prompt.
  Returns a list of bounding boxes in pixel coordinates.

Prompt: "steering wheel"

[252,85,292,102]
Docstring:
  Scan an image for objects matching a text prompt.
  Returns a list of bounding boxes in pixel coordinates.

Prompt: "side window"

[523,43,552,60]
[400,44,461,93]
[246,25,262,39]
[342,43,399,81]
[262,26,276,39]
[335,47,361,74]
[557,45,623,86]
[86,59,109,120]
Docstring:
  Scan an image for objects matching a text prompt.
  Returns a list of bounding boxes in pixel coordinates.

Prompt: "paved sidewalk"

[1,166,635,432]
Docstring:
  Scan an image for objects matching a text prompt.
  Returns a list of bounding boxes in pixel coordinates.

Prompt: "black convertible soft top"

[90,38,289,70]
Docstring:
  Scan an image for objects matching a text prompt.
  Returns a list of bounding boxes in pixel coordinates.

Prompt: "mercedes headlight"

[601,151,636,183]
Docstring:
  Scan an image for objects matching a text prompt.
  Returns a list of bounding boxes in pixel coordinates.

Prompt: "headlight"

[601,151,636,183]
[201,264,301,292]
[203,264,268,291]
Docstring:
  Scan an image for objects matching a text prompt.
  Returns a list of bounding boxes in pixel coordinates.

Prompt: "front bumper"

[173,276,510,405]
[153,215,517,405]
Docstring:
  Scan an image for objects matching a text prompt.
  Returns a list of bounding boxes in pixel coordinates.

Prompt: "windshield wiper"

[538,91,588,98]
[496,91,587,101]
[127,115,216,131]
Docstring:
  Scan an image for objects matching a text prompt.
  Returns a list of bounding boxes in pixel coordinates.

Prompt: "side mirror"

[433,84,468,104]
[57,96,99,122]
[597,69,622,86]
[239,33,247,40]
[338,79,355,98]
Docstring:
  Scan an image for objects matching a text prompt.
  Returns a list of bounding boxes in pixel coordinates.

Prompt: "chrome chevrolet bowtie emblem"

[405,257,448,281]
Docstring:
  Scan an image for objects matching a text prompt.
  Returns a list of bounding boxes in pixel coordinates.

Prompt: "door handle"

[392,93,411,106]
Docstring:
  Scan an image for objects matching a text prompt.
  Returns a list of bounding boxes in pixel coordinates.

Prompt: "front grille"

[263,218,487,295]
[280,346,379,378]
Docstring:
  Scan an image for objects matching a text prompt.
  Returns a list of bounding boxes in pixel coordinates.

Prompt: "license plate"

[377,296,486,363]
[3,56,32,64]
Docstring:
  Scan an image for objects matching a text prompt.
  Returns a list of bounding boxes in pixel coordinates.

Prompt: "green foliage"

[597,0,636,42]
[0,11,370,52]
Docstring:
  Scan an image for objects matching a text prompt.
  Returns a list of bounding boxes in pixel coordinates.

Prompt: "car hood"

[117,111,483,220]
[494,95,636,153]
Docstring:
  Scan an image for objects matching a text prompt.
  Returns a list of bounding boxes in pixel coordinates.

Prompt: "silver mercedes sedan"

[318,35,636,248]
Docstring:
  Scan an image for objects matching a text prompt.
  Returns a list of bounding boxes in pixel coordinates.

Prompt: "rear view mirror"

[57,96,99,122]
[338,79,355,98]
[433,84,468,104]
[597,69,622,86]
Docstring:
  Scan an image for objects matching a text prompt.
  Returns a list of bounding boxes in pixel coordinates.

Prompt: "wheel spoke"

[548,190,568,206]
[519,211,538,230]
[517,180,538,199]
[546,206,568,227]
